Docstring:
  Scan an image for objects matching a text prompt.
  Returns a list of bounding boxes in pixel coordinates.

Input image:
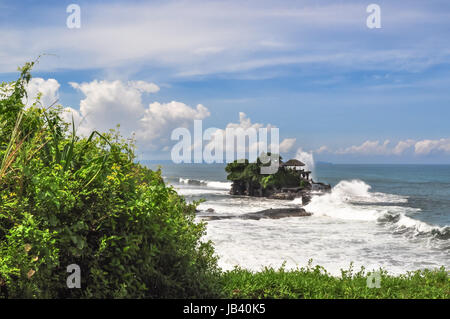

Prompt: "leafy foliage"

[0,64,220,298]
[225,154,308,190]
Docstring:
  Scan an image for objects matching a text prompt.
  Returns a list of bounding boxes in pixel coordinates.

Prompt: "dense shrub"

[0,63,220,298]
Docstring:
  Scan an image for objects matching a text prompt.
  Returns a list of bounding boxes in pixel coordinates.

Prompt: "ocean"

[144,161,450,275]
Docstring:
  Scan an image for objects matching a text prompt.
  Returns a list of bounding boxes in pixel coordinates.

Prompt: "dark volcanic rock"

[268,192,296,200]
[311,182,332,192]
[230,180,246,195]
[302,194,312,205]
[230,180,331,204]
[201,208,311,221]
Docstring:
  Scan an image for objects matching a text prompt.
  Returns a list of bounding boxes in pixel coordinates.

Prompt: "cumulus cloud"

[226,112,270,131]
[1,78,59,107]
[203,112,296,162]
[24,78,60,108]
[204,112,269,159]
[392,139,416,155]
[336,140,391,155]
[295,148,315,178]
[415,138,450,155]
[315,145,330,154]
[64,79,211,151]
[316,138,450,157]
[279,138,296,153]
[69,80,153,135]
[138,101,210,148]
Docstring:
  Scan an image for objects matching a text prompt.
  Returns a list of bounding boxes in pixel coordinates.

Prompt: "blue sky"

[1,0,450,163]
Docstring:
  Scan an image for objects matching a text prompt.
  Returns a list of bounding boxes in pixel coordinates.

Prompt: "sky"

[1,0,450,163]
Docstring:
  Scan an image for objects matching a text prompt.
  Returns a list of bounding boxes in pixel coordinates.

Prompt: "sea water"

[144,161,449,275]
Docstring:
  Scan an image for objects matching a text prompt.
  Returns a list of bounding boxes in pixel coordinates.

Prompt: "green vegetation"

[0,63,448,299]
[221,263,449,299]
[226,156,308,195]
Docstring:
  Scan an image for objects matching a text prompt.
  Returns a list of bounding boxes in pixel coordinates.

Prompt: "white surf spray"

[294,180,449,239]
[296,180,395,221]
[178,178,232,190]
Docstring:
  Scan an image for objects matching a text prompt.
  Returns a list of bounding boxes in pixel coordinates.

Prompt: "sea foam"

[296,179,448,240]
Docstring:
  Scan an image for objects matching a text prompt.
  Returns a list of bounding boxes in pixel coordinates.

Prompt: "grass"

[220,262,449,299]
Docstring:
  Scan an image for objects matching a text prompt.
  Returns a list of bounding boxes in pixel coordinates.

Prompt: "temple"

[280,159,311,180]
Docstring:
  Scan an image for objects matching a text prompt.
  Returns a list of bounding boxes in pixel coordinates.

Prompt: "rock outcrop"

[201,207,311,221]
[229,181,330,205]
[225,155,331,204]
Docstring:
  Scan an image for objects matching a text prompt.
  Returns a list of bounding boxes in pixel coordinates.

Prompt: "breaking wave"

[294,180,449,241]
[178,178,232,190]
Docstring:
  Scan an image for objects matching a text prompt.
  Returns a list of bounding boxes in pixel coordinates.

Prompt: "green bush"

[0,63,220,298]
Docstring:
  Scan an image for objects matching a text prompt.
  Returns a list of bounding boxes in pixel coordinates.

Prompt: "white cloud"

[295,148,315,176]
[127,81,160,93]
[69,80,151,135]
[205,112,267,158]
[227,112,268,131]
[315,145,330,154]
[24,78,60,108]
[67,79,210,151]
[203,112,295,161]
[138,101,210,148]
[0,77,59,111]
[414,138,450,155]
[336,140,391,155]
[393,139,416,155]
[315,137,450,157]
[340,138,450,156]
[279,138,296,153]
[61,106,94,137]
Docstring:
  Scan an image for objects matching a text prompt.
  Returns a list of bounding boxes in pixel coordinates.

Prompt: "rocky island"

[225,154,331,205]
[200,154,332,221]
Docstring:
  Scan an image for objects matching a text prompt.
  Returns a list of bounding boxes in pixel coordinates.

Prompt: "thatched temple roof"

[281,159,305,167]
